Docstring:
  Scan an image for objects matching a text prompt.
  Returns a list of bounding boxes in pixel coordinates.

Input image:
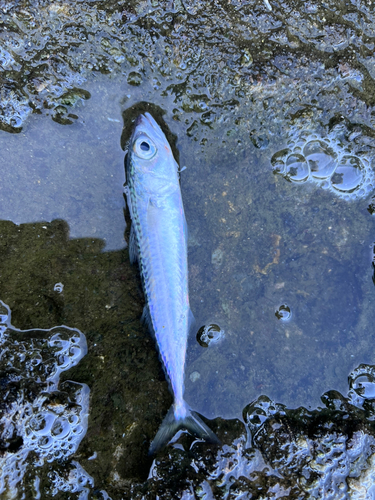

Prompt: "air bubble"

[57,354,71,368]
[196,324,225,347]
[0,301,89,494]
[51,330,73,343]
[29,412,55,435]
[285,154,309,182]
[275,305,291,321]
[349,364,375,399]
[352,375,375,398]
[9,115,23,128]
[271,149,288,174]
[0,301,10,326]
[51,417,71,439]
[38,435,54,449]
[54,282,64,293]
[330,155,364,192]
[68,414,79,425]
[30,354,42,366]
[303,140,337,179]
[69,346,81,358]
[243,395,286,434]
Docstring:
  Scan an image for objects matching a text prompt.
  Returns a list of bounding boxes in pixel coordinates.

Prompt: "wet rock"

[126,387,375,499]
[0,300,90,498]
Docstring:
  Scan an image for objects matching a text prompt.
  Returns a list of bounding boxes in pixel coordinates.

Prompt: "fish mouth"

[135,114,146,127]
[135,112,164,139]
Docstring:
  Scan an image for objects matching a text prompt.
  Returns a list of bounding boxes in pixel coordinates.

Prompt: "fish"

[124,112,220,454]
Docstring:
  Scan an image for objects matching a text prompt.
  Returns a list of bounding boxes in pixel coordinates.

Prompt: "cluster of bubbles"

[271,129,374,200]
[47,461,96,499]
[0,301,93,499]
[140,363,375,499]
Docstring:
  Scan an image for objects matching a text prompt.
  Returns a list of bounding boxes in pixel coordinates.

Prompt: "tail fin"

[149,404,220,455]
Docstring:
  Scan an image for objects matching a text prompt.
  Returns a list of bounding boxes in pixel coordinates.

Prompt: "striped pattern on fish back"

[129,178,190,406]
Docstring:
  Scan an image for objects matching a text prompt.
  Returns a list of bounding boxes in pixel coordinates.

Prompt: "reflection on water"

[0,83,126,251]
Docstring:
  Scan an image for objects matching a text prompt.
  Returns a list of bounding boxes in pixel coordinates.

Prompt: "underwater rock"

[211,248,224,269]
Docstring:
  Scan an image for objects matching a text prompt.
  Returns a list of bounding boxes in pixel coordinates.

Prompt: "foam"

[0,300,96,498]
[271,127,375,200]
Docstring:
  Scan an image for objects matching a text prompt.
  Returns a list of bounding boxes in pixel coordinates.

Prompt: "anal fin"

[141,304,153,333]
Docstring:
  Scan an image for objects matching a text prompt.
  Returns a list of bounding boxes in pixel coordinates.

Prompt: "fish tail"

[148,401,220,455]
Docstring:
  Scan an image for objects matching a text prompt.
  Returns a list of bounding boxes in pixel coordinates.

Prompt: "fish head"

[128,113,179,191]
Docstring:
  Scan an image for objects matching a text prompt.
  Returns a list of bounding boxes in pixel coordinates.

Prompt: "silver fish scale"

[128,158,190,411]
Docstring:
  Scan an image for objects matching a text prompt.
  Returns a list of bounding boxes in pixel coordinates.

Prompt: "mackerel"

[124,112,219,454]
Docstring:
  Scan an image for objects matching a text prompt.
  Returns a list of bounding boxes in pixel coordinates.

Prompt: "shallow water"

[1,0,375,497]
[0,79,126,251]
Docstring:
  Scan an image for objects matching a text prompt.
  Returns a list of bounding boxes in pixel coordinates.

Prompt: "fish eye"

[133,135,157,160]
